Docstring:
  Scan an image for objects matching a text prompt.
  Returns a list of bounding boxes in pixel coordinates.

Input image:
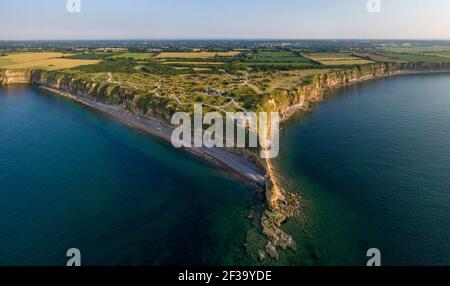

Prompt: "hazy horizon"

[4,38,450,41]
[1,0,450,41]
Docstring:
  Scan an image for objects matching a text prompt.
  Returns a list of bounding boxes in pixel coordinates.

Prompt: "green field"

[383,52,450,63]
[303,52,374,66]
[64,53,111,60]
[108,53,156,60]
[240,50,318,69]
[428,51,450,58]
[239,61,317,68]
[155,51,239,59]
[383,46,450,54]
[251,51,310,62]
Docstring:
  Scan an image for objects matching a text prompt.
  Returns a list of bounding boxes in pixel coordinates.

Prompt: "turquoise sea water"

[1,73,450,266]
[0,85,256,266]
[275,73,450,266]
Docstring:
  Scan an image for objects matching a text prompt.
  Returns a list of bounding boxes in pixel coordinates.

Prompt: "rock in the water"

[248,210,255,220]
[266,242,279,260]
[258,250,266,261]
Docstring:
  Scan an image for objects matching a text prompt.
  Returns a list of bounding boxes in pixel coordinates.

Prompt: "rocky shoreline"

[257,63,450,262]
[3,63,450,263]
[37,85,266,187]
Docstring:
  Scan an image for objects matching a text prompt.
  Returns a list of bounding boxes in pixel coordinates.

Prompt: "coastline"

[6,66,450,262]
[37,85,266,187]
[257,67,450,261]
[279,69,450,122]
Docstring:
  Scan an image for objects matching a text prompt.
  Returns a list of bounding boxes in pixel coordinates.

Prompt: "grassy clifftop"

[259,62,450,119]
[8,59,450,264]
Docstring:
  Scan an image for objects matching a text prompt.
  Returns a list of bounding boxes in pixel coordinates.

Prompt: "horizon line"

[2,38,450,42]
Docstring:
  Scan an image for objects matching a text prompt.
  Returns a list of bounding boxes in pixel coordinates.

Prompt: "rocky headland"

[2,62,450,262]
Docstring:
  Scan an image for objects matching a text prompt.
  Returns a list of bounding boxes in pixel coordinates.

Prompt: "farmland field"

[239,62,317,68]
[155,51,240,59]
[351,52,389,62]
[240,50,318,69]
[251,69,334,92]
[161,61,225,65]
[173,67,212,71]
[382,52,450,63]
[251,51,310,62]
[428,51,450,58]
[0,52,100,70]
[303,52,374,65]
[108,53,156,60]
[382,45,450,54]
[63,53,111,60]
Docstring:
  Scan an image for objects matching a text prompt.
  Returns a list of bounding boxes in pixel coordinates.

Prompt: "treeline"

[164,56,234,63]
[73,58,220,76]
[63,53,111,60]
[224,62,323,73]
[75,58,139,73]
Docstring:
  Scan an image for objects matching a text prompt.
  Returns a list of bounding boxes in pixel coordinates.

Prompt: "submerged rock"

[245,228,267,260]
[265,241,279,260]
[260,182,300,259]
[258,250,266,261]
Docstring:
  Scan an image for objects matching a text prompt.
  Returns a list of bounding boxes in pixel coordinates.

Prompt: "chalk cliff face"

[256,62,450,260]
[260,62,450,121]
[0,69,31,85]
[13,62,450,126]
[29,69,176,122]
[5,63,450,262]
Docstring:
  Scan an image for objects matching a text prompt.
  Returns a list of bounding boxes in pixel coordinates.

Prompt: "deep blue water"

[0,85,256,266]
[1,73,450,266]
[276,73,450,266]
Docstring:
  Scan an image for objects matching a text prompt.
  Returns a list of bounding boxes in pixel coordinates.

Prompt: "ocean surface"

[275,73,450,266]
[1,73,450,266]
[0,85,256,266]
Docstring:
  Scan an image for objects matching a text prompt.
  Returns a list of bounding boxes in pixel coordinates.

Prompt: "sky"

[1,0,450,40]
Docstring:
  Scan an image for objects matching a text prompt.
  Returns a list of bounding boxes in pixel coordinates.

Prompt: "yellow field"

[161,61,225,65]
[0,52,100,70]
[303,52,374,66]
[155,51,240,59]
[173,67,212,71]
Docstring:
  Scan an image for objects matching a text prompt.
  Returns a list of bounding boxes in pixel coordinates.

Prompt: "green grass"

[238,50,319,70]
[383,46,450,54]
[383,52,450,63]
[73,58,139,73]
[225,86,262,109]
[64,53,111,60]
[250,50,313,63]
[431,51,450,58]
[240,61,316,67]
[108,53,155,60]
